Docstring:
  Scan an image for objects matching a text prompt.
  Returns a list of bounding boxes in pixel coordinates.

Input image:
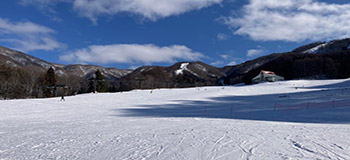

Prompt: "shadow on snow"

[114,85,350,124]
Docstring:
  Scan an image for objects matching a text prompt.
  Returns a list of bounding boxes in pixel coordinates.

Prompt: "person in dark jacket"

[60,95,65,101]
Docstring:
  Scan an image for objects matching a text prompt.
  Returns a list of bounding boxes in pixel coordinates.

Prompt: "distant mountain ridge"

[222,38,350,85]
[292,38,350,54]
[1,38,350,99]
[0,46,227,98]
[0,46,132,80]
[117,61,224,91]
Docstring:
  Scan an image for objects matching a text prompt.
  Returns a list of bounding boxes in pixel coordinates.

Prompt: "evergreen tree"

[93,70,108,92]
[44,67,56,86]
[43,67,56,97]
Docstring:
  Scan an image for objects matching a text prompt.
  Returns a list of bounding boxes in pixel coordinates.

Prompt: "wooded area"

[0,66,112,99]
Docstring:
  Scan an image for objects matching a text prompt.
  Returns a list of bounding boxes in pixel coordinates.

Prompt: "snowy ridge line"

[303,43,328,54]
[275,100,350,111]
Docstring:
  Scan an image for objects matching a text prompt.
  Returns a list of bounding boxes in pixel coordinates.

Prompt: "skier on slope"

[60,95,65,101]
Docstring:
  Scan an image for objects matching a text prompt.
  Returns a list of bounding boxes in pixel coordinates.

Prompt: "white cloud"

[210,60,224,66]
[19,0,222,24]
[60,44,204,65]
[223,0,350,42]
[19,0,70,6]
[19,0,70,22]
[226,56,244,66]
[217,33,229,40]
[75,0,222,23]
[0,17,65,52]
[247,47,266,57]
[210,54,243,67]
[220,54,230,59]
[0,18,53,34]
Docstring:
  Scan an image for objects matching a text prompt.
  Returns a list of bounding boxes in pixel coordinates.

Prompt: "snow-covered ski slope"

[1,79,350,160]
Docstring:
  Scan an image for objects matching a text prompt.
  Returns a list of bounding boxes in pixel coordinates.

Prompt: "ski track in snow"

[1,79,350,159]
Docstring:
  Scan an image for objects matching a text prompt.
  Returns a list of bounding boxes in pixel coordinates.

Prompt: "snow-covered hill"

[1,79,350,159]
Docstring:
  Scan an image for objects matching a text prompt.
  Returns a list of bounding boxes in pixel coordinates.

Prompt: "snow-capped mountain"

[0,46,131,80]
[293,38,350,54]
[117,61,224,91]
[60,65,131,80]
[221,38,350,85]
[0,46,56,70]
[2,37,350,98]
[0,46,227,98]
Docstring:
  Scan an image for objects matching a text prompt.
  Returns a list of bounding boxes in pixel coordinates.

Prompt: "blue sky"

[1,0,350,69]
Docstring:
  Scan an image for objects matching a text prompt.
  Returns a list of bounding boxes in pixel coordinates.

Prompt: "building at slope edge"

[252,70,284,84]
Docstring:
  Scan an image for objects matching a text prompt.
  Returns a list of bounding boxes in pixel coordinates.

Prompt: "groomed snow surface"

[1,79,350,160]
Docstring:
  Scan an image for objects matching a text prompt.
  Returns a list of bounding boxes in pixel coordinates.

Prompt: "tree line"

[0,66,110,99]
